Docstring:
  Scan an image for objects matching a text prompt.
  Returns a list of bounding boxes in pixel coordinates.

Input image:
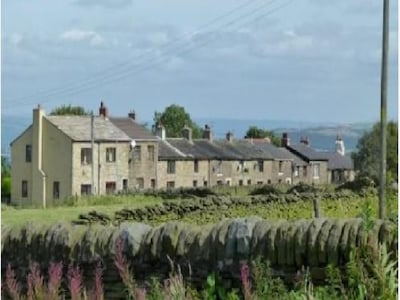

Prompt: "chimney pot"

[226,131,233,142]
[128,110,136,120]
[99,102,108,118]
[203,124,213,141]
[281,132,290,147]
[182,125,192,142]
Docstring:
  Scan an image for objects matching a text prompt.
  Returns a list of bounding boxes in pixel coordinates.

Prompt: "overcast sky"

[2,0,398,124]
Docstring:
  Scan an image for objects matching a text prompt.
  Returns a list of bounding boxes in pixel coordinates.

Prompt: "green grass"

[2,192,397,227]
[1,195,164,226]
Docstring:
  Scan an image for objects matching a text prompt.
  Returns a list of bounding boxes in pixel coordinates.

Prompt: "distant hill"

[1,114,373,156]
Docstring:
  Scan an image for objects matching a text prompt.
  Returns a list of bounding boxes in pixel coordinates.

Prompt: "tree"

[244,126,280,146]
[153,104,202,138]
[352,121,398,183]
[1,156,11,199]
[50,105,89,116]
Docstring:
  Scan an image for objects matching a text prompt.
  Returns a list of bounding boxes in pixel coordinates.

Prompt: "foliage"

[2,177,11,197]
[352,121,398,183]
[287,182,319,194]
[153,104,202,138]
[244,126,281,146]
[336,175,376,194]
[1,156,11,198]
[50,104,89,116]
[1,156,10,177]
[249,184,282,196]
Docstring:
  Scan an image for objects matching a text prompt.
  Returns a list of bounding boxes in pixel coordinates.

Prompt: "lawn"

[1,194,164,227]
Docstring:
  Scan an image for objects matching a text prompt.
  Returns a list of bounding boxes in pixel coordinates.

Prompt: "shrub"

[287,182,319,194]
[249,184,281,196]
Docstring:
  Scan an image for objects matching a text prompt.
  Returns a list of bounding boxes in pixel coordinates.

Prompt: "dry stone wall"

[2,217,397,297]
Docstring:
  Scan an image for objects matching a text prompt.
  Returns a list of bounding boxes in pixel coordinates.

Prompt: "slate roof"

[214,140,273,160]
[250,139,294,160]
[277,148,308,166]
[46,116,131,142]
[286,144,329,161]
[319,152,354,170]
[158,140,187,160]
[158,138,294,161]
[109,117,158,141]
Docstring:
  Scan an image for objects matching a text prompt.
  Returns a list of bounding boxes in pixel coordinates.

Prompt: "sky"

[1,0,398,124]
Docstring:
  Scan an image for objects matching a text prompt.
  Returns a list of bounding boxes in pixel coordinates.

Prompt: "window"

[194,160,199,173]
[134,146,141,161]
[147,145,155,161]
[217,180,223,185]
[81,148,92,165]
[167,160,176,174]
[239,179,243,186]
[257,181,263,185]
[247,179,252,185]
[122,179,128,191]
[106,147,116,162]
[151,179,156,189]
[167,181,175,189]
[313,164,320,178]
[226,179,231,186]
[203,181,208,187]
[258,160,264,172]
[267,179,271,184]
[136,178,144,189]
[278,161,283,173]
[106,181,116,194]
[25,145,32,162]
[193,180,198,187]
[21,180,28,198]
[81,184,91,195]
[303,166,308,177]
[53,181,60,199]
[294,166,300,177]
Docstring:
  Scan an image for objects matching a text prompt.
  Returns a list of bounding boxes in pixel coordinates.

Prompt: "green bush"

[249,184,282,196]
[2,176,11,196]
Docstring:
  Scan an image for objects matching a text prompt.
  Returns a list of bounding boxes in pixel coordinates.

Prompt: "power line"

[3,0,293,110]
[4,0,261,105]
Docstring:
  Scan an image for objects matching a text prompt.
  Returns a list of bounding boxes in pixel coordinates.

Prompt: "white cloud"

[10,33,24,47]
[146,32,169,46]
[60,29,104,46]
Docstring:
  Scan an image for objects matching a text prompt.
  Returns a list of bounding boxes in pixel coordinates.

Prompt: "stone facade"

[157,159,209,188]
[129,141,158,189]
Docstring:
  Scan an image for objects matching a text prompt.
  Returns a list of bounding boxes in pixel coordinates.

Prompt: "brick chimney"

[300,136,310,146]
[128,110,136,120]
[203,124,213,141]
[99,101,108,118]
[281,132,290,147]
[155,122,166,140]
[226,131,233,142]
[182,125,192,142]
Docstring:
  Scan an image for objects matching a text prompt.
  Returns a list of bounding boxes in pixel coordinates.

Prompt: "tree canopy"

[50,105,89,116]
[1,156,11,198]
[153,104,202,138]
[351,121,398,183]
[244,126,280,146]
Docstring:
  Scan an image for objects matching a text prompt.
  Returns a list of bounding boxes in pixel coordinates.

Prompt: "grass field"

[2,192,397,227]
[1,194,164,227]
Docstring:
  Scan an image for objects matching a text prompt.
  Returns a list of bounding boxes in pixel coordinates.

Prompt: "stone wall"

[2,218,396,297]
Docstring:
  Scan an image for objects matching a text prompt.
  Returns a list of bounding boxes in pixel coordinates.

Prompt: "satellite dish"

[130,140,136,148]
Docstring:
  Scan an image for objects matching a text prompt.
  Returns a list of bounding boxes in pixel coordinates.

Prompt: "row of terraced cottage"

[10,103,354,205]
